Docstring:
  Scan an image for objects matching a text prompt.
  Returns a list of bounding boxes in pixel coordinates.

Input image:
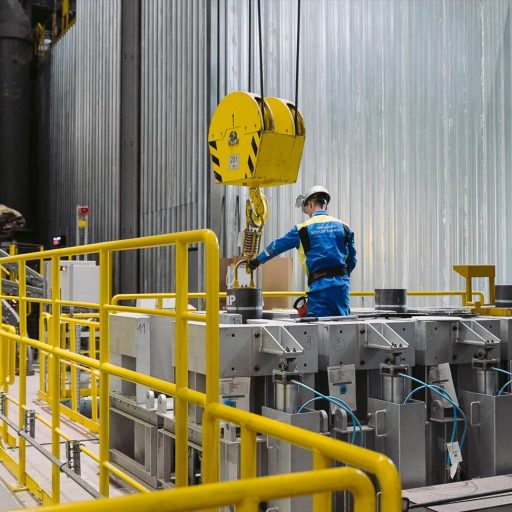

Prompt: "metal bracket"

[259,326,304,357]
[145,390,155,410]
[66,440,82,476]
[318,409,329,434]
[157,394,167,414]
[427,363,459,407]
[364,322,409,351]
[456,320,500,347]
[0,393,6,415]
[333,407,348,432]
[24,410,35,438]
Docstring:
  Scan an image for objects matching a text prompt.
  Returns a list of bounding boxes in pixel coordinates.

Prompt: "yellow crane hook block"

[208,91,305,187]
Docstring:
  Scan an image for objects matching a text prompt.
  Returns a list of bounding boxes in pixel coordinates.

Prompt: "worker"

[247,186,357,317]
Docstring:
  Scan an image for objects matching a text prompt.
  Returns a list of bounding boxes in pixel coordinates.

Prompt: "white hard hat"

[295,185,331,213]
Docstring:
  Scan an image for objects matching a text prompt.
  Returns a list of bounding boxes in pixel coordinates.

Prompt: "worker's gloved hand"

[246,258,261,271]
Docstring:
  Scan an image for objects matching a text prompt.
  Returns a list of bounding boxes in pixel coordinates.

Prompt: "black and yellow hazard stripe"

[208,140,222,182]
[246,131,261,176]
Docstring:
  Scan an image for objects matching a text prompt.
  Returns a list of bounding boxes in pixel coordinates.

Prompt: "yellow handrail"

[27,467,374,512]
[0,229,401,511]
[112,289,485,307]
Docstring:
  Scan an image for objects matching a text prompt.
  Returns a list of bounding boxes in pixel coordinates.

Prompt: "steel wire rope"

[294,0,301,132]
[257,0,264,117]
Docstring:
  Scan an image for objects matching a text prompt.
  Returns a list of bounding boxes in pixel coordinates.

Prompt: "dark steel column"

[0,1,32,219]
[119,0,141,294]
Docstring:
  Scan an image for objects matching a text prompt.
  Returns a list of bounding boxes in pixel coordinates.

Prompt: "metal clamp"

[0,392,6,416]
[66,440,82,476]
[24,410,35,438]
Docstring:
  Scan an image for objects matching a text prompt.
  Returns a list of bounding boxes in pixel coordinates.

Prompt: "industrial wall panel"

[213,0,512,305]
[45,1,121,247]
[139,0,209,291]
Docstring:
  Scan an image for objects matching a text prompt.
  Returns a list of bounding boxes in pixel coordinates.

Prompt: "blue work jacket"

[256,210,357,291]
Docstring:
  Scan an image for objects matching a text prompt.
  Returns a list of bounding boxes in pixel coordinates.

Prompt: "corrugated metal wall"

[43,0,512,300]
[45,0,121,246]
[213,0,512,304]
[139,0,209,291]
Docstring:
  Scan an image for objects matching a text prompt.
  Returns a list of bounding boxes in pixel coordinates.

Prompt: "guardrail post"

[70,324,78,412]
[238,499,259,512]
[50,255,61,503]
[38,314,46,397]
[203,233,220,485]
[313,451,332,512]
[60,323,67,400]
[175,241,189,487]
[98,249,112,497]
[17,261,27,488]
[2,337,10,445]
[240,426,257,479]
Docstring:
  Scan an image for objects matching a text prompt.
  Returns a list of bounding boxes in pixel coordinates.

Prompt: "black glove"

[247,258,261,271]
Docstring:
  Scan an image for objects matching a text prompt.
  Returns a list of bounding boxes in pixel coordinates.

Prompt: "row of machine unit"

[104,301,512,511]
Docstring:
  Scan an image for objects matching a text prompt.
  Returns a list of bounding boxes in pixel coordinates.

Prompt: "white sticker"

[229,153,240,170]
[327,364,357,411]
[446,441,462,479]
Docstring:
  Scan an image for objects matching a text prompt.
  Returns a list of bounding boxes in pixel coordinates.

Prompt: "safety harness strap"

[308,266,348,286]
[298,226,311,252]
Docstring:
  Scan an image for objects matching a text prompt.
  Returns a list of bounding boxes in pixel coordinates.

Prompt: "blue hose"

[498,379,512,396]
[403,384,457,444]
[292,380,363,443]
[492,368,512,395]
[492,367,512,377]
[399,373,467,450]
[298,396,359,443]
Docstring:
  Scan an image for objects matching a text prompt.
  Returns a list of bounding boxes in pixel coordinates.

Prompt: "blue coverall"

[256,210,357,317]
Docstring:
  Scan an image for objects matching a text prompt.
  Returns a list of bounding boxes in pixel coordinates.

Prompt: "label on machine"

[327,364,357,412]
[446,441,462,479]
[220,377,250,411]
[229,154,240,170]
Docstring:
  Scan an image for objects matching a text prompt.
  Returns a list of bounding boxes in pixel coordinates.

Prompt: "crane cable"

[255,0,302,132]
[294,0,301,133]
[257,0,265,118]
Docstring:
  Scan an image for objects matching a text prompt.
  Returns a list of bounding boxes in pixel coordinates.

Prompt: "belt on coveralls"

[308,266,348,286]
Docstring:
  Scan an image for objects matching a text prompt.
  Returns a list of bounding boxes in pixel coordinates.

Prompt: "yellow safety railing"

[112,289,486,308]
[38,312,101,432]
[29,467,374,512]
[0,230,401,511]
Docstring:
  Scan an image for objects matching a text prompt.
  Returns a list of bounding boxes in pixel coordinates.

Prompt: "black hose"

[257,0,265,118]
[294,0,301,133]
[248,0,252,90]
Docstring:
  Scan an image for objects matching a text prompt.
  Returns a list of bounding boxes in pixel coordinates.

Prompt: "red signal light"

[78,206,89,216]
